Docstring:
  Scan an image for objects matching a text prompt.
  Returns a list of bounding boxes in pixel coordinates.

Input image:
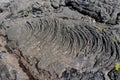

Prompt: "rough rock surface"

[0,0,120,80]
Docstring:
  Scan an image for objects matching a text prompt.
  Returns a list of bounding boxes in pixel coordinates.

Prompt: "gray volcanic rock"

[0,0,120,80]
[0,36,28,80]
[108,69,120,80]
[65,0,120,23]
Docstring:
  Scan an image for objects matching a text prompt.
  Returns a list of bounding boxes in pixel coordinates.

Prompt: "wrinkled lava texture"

[0,0,120,80]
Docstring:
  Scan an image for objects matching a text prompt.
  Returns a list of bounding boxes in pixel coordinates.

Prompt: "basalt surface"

[0,0,120,80]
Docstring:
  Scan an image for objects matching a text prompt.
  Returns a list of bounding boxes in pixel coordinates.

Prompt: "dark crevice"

[0,8,3,13]
[4,35,36,80]
[65,1,103,22]
[16,49,38,80]
[4,48,34,80]
[18,59,36,80]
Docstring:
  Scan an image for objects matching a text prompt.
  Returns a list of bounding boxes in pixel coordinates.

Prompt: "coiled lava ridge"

[0,17,119,80]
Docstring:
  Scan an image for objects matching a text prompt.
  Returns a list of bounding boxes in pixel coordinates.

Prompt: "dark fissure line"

[18,59,37,80]
[65,1,103,22]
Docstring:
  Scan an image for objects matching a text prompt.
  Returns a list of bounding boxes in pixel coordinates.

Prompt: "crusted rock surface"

[0,0,120,80]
